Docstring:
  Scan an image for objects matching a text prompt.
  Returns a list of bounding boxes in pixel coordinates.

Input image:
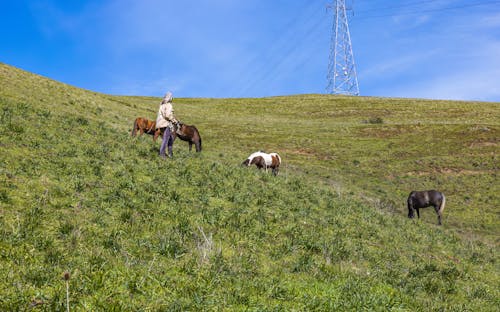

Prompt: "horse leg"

[131,119,138,137]
[437,194,445,225]
[416,208,420,219]
[195,140,201,152]
[189,142,193,152]
[407,200,414,219]
[434,205,442,225]
[197,137,202,152]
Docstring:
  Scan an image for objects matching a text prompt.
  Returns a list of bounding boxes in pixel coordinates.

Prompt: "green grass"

[0,62,499,310]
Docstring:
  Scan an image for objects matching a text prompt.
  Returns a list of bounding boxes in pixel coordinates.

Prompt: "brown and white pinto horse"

[407,190,446,225]
[242,151,282,176]
[131,117,160,141]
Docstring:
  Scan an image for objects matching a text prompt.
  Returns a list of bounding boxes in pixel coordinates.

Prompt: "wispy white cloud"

[361,6,500,102]
[359,49,441,81]
[86,0,261,96]
[477,11,500,28]
[392,40,500,101]
[105,74,188,97]
[392,14,431,28]
[29,1,101,39]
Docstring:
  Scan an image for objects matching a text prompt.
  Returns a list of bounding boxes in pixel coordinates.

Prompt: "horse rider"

[156,91,178,159]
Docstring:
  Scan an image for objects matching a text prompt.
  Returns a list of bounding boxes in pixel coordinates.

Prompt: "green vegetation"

[0,62,498,310]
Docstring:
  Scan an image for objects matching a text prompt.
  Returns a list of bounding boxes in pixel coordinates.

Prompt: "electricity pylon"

[326,0,359,95]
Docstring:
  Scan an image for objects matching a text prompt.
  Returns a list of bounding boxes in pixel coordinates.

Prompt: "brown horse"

[174,122,202,152]
[131,117,160,141]
[242,151,282,176]
[132,117,202,152]
[407,190,446,225]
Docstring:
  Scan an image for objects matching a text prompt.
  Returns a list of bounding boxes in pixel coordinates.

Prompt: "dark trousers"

[159,127,174,158]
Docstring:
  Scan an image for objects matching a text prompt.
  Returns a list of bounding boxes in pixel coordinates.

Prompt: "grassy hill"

[0,62,498,310]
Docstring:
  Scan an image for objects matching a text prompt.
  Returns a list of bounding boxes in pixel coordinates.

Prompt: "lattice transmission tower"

[326,0,359,95]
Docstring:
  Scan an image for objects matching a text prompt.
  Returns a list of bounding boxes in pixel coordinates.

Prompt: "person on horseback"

[156,91,178,159]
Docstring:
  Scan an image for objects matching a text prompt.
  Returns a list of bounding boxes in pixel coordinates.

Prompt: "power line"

[232,2,326,97]
[224,1,319,97]
[252,14,327,93]
[356,0,448,14]
[357,1,500,19]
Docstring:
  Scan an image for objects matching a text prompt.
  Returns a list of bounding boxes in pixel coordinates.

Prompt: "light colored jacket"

[156,92,178,130]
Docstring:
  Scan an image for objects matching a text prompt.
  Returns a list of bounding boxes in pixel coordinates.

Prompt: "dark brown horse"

[131,117,160,141]
[407,190,446,225]
[174,122,202,152]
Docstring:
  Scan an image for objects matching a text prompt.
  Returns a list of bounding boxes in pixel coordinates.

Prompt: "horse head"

[175,121,184,134]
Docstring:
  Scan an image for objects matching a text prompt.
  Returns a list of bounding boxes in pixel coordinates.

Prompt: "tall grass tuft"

[63,271,70,312]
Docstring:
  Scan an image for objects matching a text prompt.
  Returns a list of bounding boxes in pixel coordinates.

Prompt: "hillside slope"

[1,63,498,310]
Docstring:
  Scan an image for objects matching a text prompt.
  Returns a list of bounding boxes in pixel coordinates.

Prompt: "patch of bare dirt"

[469,141,498,148]
[406,168,496,177]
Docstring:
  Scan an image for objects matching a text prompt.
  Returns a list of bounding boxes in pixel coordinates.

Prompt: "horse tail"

[407,192,415,218]
[131,118,138,136]
[439,193,446,213]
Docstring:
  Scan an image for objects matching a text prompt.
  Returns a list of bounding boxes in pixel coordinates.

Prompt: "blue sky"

[2,0,500,102]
